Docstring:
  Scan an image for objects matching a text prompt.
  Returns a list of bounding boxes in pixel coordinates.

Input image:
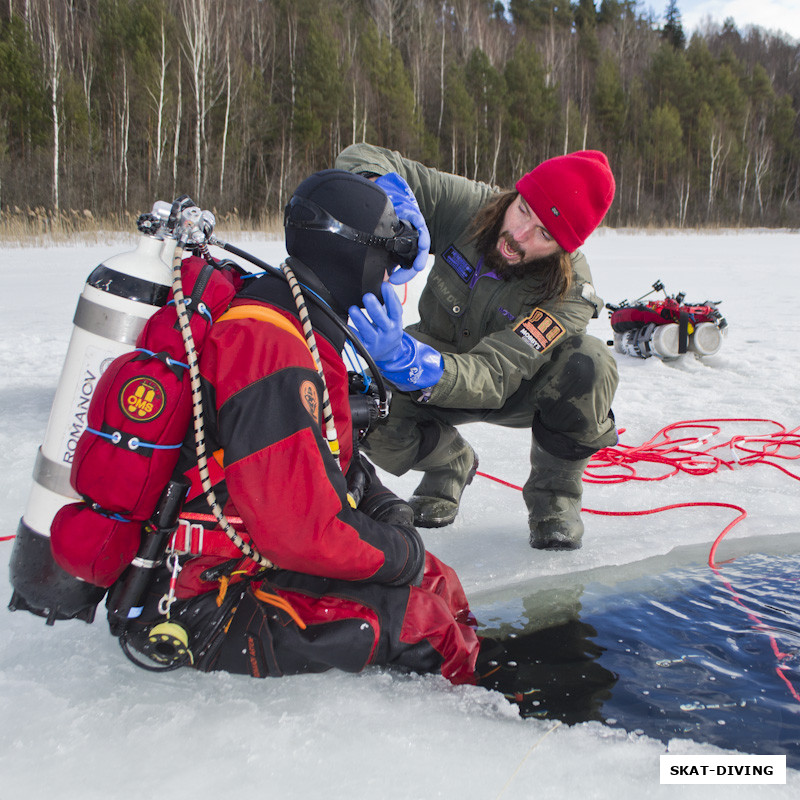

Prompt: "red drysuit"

[140,268,479,685]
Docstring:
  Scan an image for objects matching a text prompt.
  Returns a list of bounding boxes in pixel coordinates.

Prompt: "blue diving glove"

[374,172,431,285]
[349,283,443,392]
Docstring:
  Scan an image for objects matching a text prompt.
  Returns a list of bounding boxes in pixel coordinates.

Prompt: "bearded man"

[336,143,618,551]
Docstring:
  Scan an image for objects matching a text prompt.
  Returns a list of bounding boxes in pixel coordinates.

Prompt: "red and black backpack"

[50,256,241,587]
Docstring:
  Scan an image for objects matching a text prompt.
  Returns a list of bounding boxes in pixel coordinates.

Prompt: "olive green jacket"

[335,143,604,410]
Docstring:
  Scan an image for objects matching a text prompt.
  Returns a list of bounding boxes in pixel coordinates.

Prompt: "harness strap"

[184,450,225,503]
[678,309,690,354]
[169,517,307,630]
[170,513,248,558]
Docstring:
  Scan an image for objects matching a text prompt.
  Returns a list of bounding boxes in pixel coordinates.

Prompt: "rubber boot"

[408,432,479,528]
[524,438,590,550]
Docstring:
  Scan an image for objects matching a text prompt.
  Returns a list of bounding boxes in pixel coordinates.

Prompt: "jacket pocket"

[415,268,468,343]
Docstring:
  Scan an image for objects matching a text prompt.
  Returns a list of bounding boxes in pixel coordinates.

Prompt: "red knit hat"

[515,150,615,253]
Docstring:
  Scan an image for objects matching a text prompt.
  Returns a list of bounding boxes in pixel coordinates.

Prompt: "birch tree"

[178,0,210,200]
[31,0,62,212]
[146,11,170,192]
[219,32,231,196]
[707,124,731,215]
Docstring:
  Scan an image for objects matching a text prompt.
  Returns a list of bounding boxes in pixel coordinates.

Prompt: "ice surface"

[2,228,799,798]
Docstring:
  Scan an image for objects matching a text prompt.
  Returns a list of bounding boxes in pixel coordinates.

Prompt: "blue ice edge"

[470,530,800,615]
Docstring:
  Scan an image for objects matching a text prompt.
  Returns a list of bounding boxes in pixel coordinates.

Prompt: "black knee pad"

[532,412,611,461]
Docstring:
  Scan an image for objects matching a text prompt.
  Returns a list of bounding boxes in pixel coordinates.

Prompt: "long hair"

[469,190,573,300]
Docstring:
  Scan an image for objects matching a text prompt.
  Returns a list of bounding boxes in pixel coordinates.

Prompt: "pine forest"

[1,0,799,231]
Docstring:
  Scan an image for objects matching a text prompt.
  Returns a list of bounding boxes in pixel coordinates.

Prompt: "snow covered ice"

[2,228,799,798]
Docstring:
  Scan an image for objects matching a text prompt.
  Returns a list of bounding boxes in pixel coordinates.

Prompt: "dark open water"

[476,550,800,765]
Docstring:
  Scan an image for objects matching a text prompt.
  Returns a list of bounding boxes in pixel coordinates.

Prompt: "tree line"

[0,0,798,231]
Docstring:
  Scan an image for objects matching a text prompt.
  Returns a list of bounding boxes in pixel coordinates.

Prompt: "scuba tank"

[8,204,178,624]
[607,281,727,361]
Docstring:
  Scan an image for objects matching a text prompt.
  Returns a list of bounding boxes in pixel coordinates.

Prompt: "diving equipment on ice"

[8,204,180,623]
[607,280,727,361]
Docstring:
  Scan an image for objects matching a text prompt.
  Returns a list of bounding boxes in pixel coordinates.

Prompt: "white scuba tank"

[9,211,177,623]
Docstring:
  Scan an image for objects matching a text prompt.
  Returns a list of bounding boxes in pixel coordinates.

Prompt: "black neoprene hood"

[284,169,399,313]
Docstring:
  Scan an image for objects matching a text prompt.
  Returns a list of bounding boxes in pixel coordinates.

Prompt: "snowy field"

[1,227,799,798]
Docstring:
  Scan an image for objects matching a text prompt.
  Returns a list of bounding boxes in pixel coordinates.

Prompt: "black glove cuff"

[360,489,411,525]
[387,523,425,587]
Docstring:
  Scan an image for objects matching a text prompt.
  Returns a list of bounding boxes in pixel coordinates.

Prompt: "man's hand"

[348,282,404,363]
[375,172,431,284]
[349,284,444,392]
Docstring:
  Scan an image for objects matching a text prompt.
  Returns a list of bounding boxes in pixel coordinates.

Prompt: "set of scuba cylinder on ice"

[7,194,391,660]
[607,280,727,361]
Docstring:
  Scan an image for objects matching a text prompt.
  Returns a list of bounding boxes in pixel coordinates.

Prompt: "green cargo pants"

[362,333,619,476]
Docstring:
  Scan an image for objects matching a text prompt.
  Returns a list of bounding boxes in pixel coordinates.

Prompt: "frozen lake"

[2,227,799,798]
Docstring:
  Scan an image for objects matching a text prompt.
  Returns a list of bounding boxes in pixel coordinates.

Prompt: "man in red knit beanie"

[336,143,618,551]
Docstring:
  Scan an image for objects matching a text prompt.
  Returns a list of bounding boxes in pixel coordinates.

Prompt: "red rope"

[475,471,522,491]
[477,416,800,703]
[479,416,800,526]
[584,418,800,485]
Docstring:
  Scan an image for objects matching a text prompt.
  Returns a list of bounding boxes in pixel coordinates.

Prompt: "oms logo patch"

[513,308,566,352]
[120,376,166,422]
[300,379,320,422]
